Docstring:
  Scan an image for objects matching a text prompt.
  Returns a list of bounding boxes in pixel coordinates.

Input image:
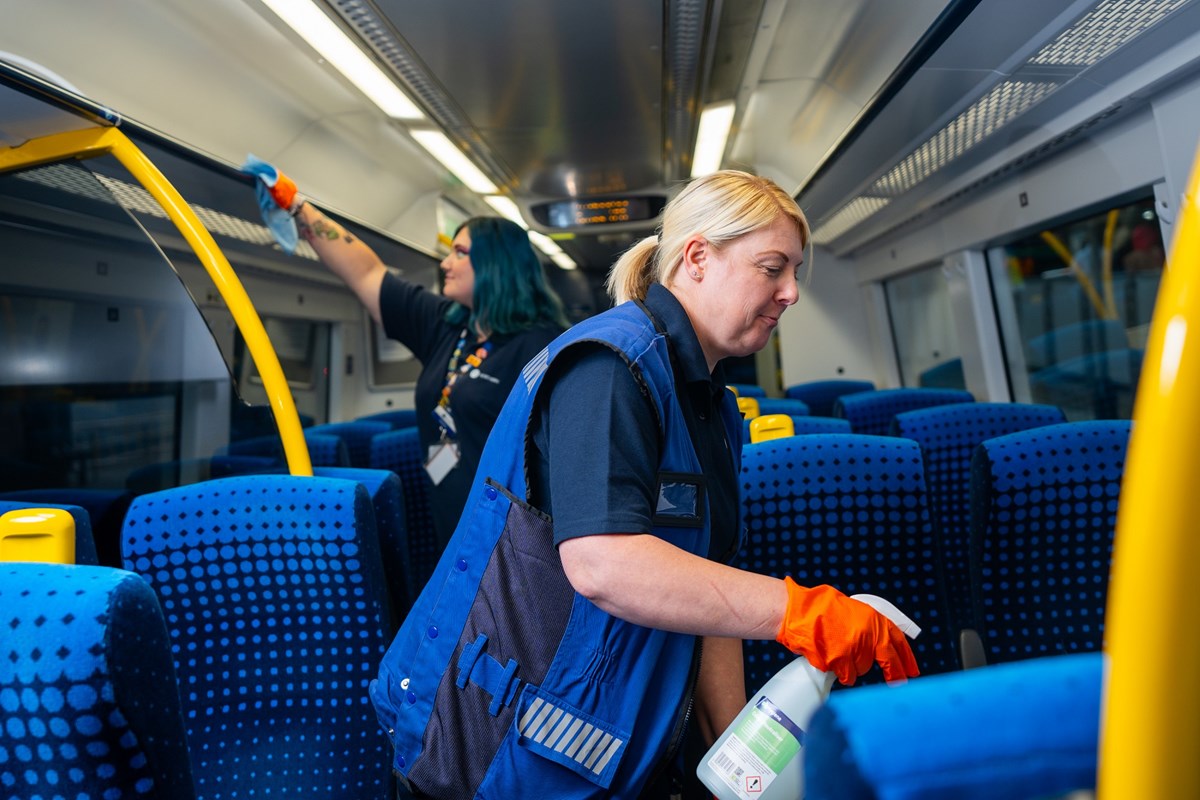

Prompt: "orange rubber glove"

[775,577,920,686]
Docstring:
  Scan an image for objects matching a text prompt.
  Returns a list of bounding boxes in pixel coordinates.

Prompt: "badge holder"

[426,404,461,485]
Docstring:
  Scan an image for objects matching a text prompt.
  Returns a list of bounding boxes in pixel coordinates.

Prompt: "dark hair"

[444,217,568,335]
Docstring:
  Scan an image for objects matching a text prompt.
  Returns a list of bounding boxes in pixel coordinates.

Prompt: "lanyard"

[438,328,493,410]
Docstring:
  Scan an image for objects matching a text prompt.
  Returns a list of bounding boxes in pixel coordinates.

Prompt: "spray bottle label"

[705,696,804,799]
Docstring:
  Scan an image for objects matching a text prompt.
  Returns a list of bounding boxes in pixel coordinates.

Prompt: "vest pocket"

[651,471,706,528]
[514,683,630,789]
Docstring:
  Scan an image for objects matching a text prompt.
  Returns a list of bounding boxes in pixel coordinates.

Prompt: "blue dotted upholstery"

[889,402,1066,638]
[728,383,766,397]
[741,415,850,446]
[755,397,811,417]
[357,409,419,430]
[806,652,1102,800]
[314,466,412,623]
[969,421,1131,664]
[1,563,195,800]
[304,432,352,467]
[737,435,955,696]
[783,380,875,416]
[120,475,393,800]
[0,499,100,566]
[833,388,974,435]
[369,428,438,595]
[307,422,391,468]
[0,489,132,567]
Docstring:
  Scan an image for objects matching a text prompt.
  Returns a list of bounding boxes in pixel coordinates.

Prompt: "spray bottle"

[696,595,920,800]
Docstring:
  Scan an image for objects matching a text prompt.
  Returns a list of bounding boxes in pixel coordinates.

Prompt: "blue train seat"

[806,652,1102,800]
[755,397,811,417]
[307,421,392,468]
[889,402,1066,643]
[833,388,974,435]
[314,466,412,623]
[0,562,196,799]
[741,415,851,445]
[737,434,956,697]
[222,432,351,468]
[0,498,100,565]
[357,408,419,429]
[121,474,393,800]
[783,379,875,416]
[0,488,132,567]
[970,421,1131,664]
[369,427,438,595]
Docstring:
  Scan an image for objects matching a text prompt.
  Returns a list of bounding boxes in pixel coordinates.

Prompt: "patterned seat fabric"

[755,397,810,417]
[314,466,411,625]
[833,388,974,435]
[889,402,1066,638]
[783,380,875,417]
[737,434,956,697]
[121,475,393,800]
[370,427,438,597]
[0,562,195,799]
[307,421,392,468]
[969,421,1131,664]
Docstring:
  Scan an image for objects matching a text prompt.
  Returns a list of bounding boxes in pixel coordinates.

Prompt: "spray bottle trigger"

[850,593,922,639]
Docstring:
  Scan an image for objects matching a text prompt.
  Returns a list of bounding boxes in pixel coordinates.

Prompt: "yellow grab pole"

[1100,143,1200,795]
[0,127,312,475]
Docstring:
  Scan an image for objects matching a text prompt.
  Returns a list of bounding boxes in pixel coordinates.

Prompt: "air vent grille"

[1031,0,1191,67]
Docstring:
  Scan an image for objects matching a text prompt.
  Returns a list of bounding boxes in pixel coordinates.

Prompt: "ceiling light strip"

[810,197,891,245]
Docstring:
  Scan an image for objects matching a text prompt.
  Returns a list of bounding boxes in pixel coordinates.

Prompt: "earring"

[692,271,701,279]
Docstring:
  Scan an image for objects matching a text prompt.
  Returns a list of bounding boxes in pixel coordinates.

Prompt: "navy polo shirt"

[528,283,740,562]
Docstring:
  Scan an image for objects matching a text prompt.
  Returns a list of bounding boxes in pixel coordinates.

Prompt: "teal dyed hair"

[444,217,568,336]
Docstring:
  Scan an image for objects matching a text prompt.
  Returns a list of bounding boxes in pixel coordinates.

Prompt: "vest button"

[484,486,498,501]
[427,625,439,639]
[406,692,416,704]
[456,559,468,571]
[397,756,406,768]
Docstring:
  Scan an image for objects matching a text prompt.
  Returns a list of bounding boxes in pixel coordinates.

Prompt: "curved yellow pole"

[1100,144,1200,795]
[0,127,312,476]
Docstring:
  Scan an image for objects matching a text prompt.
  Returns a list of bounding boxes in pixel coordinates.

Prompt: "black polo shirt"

[379,272,562,546]
[528,283,740,562]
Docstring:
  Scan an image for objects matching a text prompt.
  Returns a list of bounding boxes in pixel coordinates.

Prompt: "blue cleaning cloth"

[241,153,299,255]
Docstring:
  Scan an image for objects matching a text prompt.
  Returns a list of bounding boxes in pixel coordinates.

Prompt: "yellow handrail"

[1100,143,1200,795]
[0,127,312,475]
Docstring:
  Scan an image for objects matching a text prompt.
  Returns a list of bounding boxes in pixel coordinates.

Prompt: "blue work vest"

[370,299,744,799]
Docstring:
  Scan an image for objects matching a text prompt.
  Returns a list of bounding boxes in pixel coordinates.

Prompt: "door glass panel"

[986,195,1163,420]
[884,263,965,389]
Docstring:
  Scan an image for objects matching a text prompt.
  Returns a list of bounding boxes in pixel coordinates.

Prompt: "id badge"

[425,441,460,485]
[433,404,457,436]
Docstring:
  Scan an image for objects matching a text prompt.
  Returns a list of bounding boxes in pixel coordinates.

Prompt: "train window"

[883,263,965,390]
[366,317,423,388]
[232,316,331,424]
[0,158,242,494]
[986,196,1164,420]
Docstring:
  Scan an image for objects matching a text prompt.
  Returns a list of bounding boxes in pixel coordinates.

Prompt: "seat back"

[370,427,439,593]
[0,498,100,565]
[314,466,412,621]
[307,421,392,467]
[121,474,393,799]
[737,434,955,696]
[970,421,1131,664]
[0,488,131,567]
[748,414,794,444]
[806,652,1102,800]
[833,388,974,435]
[0,562,195,799]
[358,409,419,429]
[741,415,853,448]
[736,396,761,419]
[755,397,810,417]
[783,379,874,416]
[890,402,1066,636]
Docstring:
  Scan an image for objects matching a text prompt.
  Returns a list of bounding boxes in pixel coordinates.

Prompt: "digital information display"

[535,195,665,228]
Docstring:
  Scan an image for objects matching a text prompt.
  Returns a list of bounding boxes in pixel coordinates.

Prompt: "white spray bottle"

[696,594,921,800]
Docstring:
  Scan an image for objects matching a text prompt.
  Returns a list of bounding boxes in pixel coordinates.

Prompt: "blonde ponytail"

[606,236,659,304]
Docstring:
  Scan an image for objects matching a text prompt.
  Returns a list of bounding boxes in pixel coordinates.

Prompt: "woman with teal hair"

[248,162,568,555]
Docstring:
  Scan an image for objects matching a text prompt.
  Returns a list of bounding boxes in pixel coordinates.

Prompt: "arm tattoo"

[299,214,357,245]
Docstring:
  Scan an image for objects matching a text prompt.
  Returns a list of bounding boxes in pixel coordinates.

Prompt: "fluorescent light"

[526,230,576,270]
[410,129,498,194]
[691,101,735,177]
[261,0,424,120]
[550,252,577,270]
[484,196,527,228]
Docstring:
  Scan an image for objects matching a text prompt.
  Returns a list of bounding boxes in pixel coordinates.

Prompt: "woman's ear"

[682,235,707,280]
